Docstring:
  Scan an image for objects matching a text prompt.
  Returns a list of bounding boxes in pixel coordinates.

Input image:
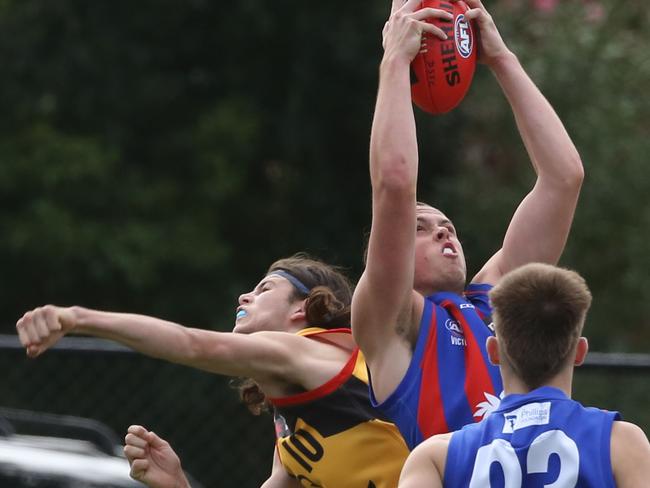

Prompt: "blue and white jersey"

[445,386,620,487]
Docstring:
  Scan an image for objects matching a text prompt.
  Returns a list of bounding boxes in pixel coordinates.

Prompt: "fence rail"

[3,334,649,368]
[1,334,135,353]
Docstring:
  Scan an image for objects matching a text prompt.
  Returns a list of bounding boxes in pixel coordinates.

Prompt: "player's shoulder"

[611,420,650,466]
[611,420,650,447]
[611,421,650,485]
[414,432,453,454]
[251,329,339,348]
[247,330,325,358]
[431,432,453,443]
[410,433,452,477]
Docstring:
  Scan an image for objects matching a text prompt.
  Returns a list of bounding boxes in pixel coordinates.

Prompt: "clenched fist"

[16,305,77,358]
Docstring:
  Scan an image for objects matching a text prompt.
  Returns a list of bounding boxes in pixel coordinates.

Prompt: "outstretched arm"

[465,0,584,285]
[352,0,452,402]
[15,305,302,387]
[124,425,190,488]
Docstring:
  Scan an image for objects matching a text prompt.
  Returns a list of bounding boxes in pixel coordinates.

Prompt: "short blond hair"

[489,263,592,389]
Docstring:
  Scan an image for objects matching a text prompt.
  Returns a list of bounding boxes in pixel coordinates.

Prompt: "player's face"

[233,275,303,334]
[413,205,467,295]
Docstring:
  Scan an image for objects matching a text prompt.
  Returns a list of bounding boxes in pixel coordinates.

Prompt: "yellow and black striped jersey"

[268,327,409,488]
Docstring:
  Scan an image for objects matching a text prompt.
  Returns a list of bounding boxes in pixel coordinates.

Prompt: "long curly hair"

[232,253,354,415]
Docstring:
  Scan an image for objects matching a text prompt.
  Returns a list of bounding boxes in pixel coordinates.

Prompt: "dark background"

[1,0,648,486]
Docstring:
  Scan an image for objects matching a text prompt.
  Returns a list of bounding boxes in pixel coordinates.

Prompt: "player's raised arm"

[15,305,306,387]
[352,0,452,399]
[466,0,584,285]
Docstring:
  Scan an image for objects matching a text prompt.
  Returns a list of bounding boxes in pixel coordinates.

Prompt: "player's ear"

[289,299,307,324]
[486,336,500,365]
[574,337,589,366]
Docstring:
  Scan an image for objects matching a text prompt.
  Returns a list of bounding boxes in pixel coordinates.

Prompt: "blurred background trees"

[1,0,648,485]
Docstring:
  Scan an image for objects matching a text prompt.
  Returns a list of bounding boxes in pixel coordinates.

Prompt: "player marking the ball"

[352,0,585,449]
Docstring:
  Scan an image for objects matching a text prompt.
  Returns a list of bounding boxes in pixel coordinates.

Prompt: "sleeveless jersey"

[445,386,620,487]
[268,327,409,488]
[370,283,503,449]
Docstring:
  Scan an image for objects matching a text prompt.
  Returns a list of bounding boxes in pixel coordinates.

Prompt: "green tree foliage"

[0,1,389,327]
[437,0,650,351]
[0,0,647,347]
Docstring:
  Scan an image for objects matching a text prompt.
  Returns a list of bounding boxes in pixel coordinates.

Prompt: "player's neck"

[502,372,573,398]
[415,282,465,297]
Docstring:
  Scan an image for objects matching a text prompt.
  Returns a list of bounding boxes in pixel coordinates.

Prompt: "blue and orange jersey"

[370,283,503,449]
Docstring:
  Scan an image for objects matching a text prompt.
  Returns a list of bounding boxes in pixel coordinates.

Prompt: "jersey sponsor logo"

[450,335,467,346]
[504,414,518,431]
[445,319,464,336]
[502,401,551,433]
[459,303,475,309]
[445,319,467,346]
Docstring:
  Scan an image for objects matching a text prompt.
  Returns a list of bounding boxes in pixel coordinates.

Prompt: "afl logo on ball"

[455,14,473,59]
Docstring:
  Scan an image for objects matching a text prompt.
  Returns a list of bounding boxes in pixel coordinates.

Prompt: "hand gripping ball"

[411,0,477,114]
